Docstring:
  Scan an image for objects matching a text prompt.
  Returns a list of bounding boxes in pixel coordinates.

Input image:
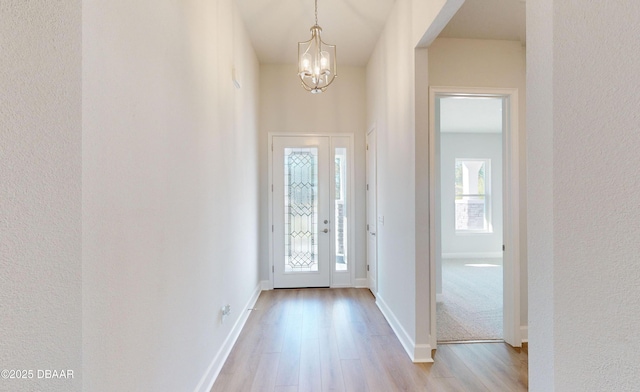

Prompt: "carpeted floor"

[437,258,503,342]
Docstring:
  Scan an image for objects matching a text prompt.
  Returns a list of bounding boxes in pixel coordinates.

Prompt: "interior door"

[366,129,378,295]
[272,136,331,288]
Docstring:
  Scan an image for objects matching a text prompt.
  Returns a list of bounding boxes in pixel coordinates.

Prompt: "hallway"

[213,288,527,391]
[5,1,639,390]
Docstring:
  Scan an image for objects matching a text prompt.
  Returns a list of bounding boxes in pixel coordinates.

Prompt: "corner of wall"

[375,294,433,363]
[520,325,528,343]
[354,278,369,288]
[260,280,272,291]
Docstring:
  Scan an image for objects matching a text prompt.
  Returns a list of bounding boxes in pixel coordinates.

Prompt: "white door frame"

[428,87,521,348]
[366,126,378,295]
[268,133,356,289]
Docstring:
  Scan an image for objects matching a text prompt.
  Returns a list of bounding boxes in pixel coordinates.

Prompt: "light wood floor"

[212,288,528,392]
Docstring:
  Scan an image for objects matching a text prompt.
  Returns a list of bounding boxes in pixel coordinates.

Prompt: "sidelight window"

[334,148,348,271]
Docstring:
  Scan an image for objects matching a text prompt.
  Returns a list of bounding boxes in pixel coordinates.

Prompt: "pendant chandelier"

[297,0,337,94]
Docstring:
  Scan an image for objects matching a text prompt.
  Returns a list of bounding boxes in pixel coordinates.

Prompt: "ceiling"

[234,0,525,66]
[439,0,526,43]
[234,0,395,66]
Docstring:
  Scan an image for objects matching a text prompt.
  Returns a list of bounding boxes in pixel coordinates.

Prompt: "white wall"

[82,1,260,391]
[428,37,528,329]
[528,1,640,391]
[526,0,554,389]
[367,0,424,359]
[259,64,367,284]
[366,0,470,363]
[440,133,503,256]
[0,2,82,391]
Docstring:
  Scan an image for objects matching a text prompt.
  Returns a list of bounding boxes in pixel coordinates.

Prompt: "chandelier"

[297,0,337,94]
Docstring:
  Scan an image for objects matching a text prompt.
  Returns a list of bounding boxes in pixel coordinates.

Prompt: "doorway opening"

[437,96,504,342]
[429,88,521,349]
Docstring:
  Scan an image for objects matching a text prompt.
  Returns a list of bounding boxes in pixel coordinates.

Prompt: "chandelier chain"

[315,0,318,26]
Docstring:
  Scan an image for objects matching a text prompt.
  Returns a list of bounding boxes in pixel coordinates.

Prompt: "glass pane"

[284,148,318,272]
[478,165,486,194]
[455,161,463,197]
[455,160,486,198]
[455,159,490,231]
[455,195,486,231]
[335,148,347,271]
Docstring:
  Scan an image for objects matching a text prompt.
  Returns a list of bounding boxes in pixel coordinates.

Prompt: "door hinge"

[271,184,273,192]
[272,225,274,232]
[366,144,369,150]
[502,244,505,251]
[367,265,370,272]
[367,224,369,231]
[366,184,369,191]
[272,265,274,273]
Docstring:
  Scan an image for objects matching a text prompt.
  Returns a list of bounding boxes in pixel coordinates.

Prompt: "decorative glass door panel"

[284,148,319,272]
[273,136,330,288]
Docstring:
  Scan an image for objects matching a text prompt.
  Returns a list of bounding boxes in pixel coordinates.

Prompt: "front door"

[272,136,331,288]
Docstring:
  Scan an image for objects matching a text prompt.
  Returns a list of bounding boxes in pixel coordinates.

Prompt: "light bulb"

[320,51,330,69]
[301,53,312,75]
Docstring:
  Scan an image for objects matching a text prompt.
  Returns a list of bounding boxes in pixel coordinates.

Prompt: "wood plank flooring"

[212,288,528,392]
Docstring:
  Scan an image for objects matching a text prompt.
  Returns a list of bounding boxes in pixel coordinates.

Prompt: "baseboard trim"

[354,278,368,288]
[442,252,502,259]
[260,280,272,291]
[375,294,433,363]
[193,283,261,392]
[262,279,366,290]
[413,344,434,362]
[520,325,528,343]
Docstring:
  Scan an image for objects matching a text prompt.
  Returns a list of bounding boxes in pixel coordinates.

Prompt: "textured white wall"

[528,1,640,391]
[258,64,367,283]
[82,1,259,390]
[440,133,503,256]
[0,2,82,391]
[428,37,528,328]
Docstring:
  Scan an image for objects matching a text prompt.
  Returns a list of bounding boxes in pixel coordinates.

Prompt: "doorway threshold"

[438,339,504,345]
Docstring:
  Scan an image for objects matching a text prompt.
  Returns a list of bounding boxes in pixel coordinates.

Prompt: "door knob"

[324,220,329,224]
[323,228,329,233]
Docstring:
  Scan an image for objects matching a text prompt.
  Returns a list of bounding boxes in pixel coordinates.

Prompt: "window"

[455,159,491,233]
